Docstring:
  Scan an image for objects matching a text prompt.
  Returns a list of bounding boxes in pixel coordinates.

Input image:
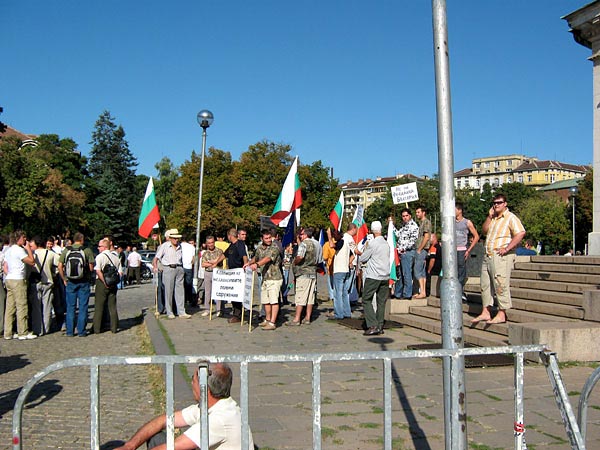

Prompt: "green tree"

[298,160,339,233]
[86,111,139,244]
[0,134,86,236]
[154,157,179,230]
[519,196,570,254]
[170,147,236,239]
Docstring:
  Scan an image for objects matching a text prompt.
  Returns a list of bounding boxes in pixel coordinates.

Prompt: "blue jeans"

[326,274,335,301]
[65,281,90,336]
[400,249,416,298]
[333,272,352,318]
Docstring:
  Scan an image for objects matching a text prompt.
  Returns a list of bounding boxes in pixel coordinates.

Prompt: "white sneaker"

[179,313,192,319]
[18,333,38,340]
[167,314,176,319]
[201,311,210,317]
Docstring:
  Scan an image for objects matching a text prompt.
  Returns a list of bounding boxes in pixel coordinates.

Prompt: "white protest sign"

[243,267,254,310]
[212,268,246,303]
[390,182,419,205]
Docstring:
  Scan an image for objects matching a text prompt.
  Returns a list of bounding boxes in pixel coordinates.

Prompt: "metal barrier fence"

[12,345,592,450]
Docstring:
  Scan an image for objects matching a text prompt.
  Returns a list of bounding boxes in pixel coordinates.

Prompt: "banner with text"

[391,182,419,205]
[212,268,252,308]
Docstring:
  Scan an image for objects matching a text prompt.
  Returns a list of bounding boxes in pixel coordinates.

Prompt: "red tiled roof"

[454,168,473,177]
[0,125,37,141]
[513,160,589,173]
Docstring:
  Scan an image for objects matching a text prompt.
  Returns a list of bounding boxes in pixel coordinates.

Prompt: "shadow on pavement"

[372,336,432,450]
[0,354,30,376]
[0,379,62,420]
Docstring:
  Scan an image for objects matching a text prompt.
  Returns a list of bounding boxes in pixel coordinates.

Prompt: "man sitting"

[116,362,254,449]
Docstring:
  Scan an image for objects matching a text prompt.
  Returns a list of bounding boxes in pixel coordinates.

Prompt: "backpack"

[102,254,120,288]
[64,247,87,280]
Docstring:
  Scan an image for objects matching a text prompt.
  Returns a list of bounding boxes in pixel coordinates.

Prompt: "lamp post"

[193,110,214,296]
[570,186,578,254]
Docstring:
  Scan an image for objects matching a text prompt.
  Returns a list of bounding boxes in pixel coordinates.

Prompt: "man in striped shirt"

[471,194,525,325]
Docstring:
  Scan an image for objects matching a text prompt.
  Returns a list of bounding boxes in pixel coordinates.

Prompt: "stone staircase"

[387,255,600,360]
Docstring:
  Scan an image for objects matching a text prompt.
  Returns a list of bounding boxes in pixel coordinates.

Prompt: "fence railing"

[12,345,592,450]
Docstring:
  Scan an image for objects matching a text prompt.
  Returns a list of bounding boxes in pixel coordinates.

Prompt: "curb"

[144,311,193,409]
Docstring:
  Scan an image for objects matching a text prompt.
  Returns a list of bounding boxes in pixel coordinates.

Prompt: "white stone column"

[564,2,600,254]
[590,43,600,254]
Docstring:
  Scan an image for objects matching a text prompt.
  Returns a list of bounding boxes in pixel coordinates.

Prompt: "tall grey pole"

[193,126,208,295]
[431,1,467,448]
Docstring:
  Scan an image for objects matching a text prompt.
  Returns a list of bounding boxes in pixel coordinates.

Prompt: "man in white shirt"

[180,237,198,307]
[3,230,36,340]
[127,247,142,285]
[116,362,254,450]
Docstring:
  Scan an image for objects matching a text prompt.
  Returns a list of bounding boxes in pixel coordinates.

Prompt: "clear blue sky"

[2,0,592,183]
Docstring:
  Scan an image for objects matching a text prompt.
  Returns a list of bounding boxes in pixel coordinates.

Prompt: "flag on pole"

[271,157,302,226]
[329,191,344,231]
[352,205,368,244]
[387,220,399,285]
[138,177,161,238]
[281,212,296,248]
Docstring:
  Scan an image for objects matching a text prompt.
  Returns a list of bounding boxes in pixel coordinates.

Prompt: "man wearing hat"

[153,229,190,319]
[355,221,390,336]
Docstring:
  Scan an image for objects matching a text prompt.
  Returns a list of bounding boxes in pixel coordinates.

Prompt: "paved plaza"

[1,281,600,449]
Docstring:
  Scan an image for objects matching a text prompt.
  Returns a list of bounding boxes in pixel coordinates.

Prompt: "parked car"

[138,251,155,280]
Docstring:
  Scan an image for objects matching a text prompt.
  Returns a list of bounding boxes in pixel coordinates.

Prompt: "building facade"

[454,154,589,191]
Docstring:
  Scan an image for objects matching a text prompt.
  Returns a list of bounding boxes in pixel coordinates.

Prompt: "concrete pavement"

[2,280,600,449]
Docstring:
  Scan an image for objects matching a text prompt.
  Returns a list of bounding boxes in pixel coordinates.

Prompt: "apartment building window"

[484,162,490,168]
[465,179,470,187]
[527,175,532,182]
[550,174,555,182]
[493,178,500,187]
[476,179,480,188]
[518,175,523,183]
[507,176,512,183]
[507,160,512,166]
[544,174,548,181]
[475,163,481,169]
[494,160,500,167]
[457,180,461,188]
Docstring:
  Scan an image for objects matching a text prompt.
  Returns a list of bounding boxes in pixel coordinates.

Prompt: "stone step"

[511,269,600,286]
[390,312,508,347]
[464,284,583,307]
[461,290,585,319]
[427,297,577,324]
[510,278,596,295]
[409,305,509,336]
[515,261,600,275]
[531,255,600,266]
[509,287,583,307]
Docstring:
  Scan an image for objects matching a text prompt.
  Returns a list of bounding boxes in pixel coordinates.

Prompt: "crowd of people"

[0,231,151,340]
[1,193,535,341]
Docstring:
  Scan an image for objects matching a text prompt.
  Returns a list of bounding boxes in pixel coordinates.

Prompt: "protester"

[153,229,190,319]
[472,194,525,325]
[93,238,122,334]
[354,221,389,336]
[58,232,95,337]
[3,230,36,340]
[200,235,225,317]
[246,230,283,330]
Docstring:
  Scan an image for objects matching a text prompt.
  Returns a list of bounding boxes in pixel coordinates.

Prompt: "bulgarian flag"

[138,177,161,238]
[352,205,368,245]
[271,157,302,226]
[329,191,344,231]
[387,220,399,285]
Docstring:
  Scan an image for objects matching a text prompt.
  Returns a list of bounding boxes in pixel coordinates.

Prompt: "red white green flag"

[352,205,368,244]
[329,191,344,231]
[387,220,399,284]
[138,177,161,238]
[271,157,302,226]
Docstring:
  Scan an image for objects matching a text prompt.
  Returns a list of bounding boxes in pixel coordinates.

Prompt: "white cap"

[371,221,382,232]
